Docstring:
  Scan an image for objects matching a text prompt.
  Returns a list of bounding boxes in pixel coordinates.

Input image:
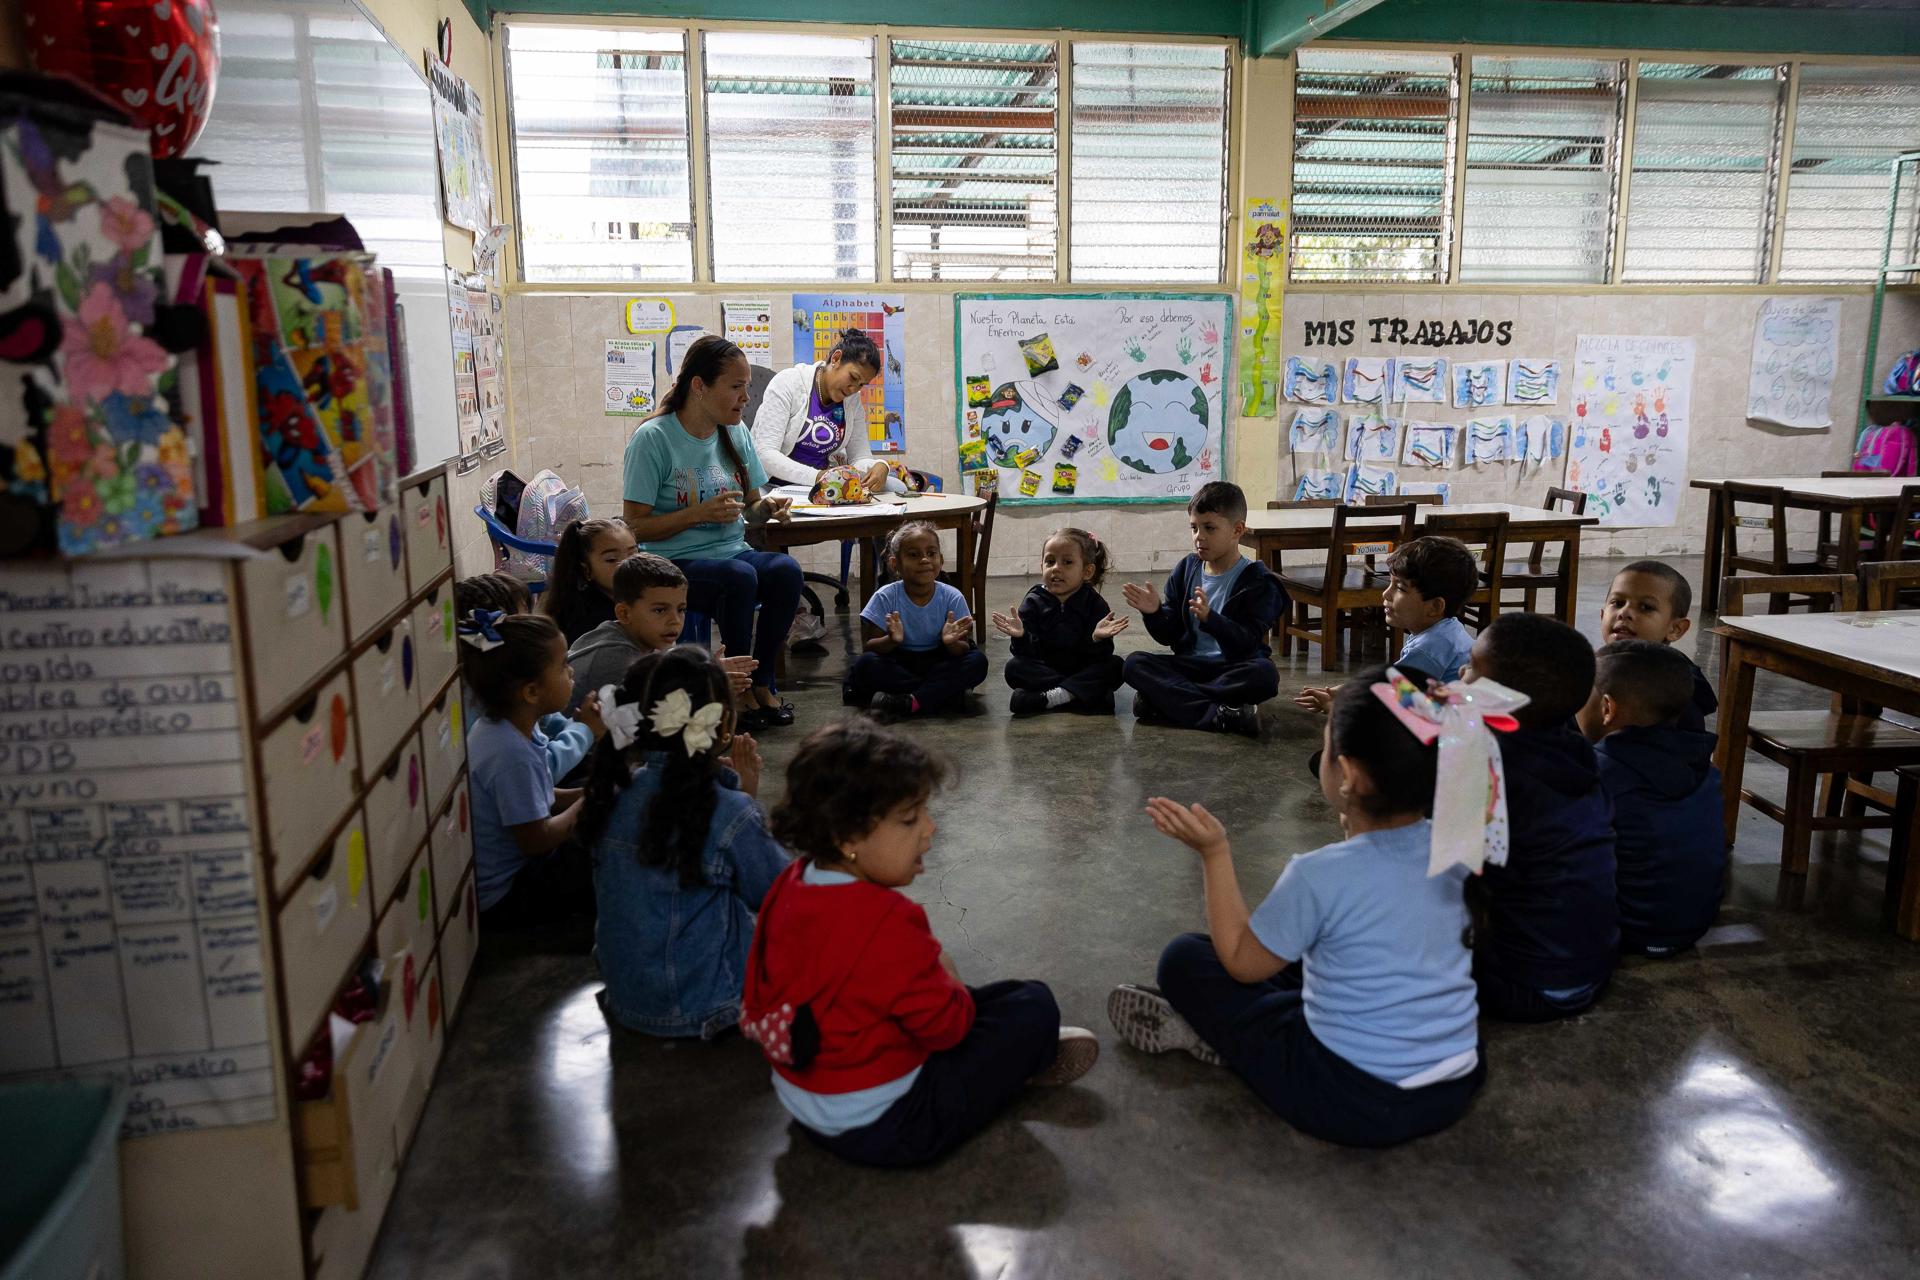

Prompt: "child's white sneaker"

[1106,985,1222,1065]
[1027,1027,1100,1086]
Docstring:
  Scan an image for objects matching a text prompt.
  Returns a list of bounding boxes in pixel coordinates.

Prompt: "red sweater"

[741,860,974,1093]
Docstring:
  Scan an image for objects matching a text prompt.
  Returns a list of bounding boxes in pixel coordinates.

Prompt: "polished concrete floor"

[370,557,1920,1280]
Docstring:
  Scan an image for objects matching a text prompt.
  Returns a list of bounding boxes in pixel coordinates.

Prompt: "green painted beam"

[1247,0,1390,57]
[1331,0,1920,59]
[462,0,489,32]
[484,0,1243,37]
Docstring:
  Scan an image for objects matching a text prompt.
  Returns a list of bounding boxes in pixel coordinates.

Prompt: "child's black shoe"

[1009,689,1048,716]
[1213,704,1261,738]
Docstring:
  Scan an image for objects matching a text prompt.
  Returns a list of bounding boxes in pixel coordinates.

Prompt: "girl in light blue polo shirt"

[1107,666,1484,1148]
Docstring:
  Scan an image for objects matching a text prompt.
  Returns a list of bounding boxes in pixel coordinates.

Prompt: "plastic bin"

[0,1081,129,1280]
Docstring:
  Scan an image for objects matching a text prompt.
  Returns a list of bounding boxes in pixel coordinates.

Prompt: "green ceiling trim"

[485,0,1243,37]
[1331,0,1920,59]
[462,0,489,31]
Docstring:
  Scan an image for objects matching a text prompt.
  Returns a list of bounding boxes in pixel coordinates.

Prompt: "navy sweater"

[1010,584,1116,670]
[1595,724,1726,954]
[1141,555,1286,662]
[1674,655,1718,734]
[1481,727,1620,989]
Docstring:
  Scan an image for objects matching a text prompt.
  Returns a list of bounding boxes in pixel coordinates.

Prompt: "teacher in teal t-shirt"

[622,336,803,730]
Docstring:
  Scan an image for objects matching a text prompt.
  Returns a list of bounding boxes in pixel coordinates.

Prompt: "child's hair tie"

[1368,666,1528,877]
[648,687,725,756]
[597,685,645,749]
[457,607,505,651]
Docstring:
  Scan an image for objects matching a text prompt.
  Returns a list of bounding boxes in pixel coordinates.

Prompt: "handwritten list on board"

[0,558,277,1137]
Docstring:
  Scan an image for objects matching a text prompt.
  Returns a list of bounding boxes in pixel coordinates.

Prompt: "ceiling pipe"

[1249,0,1396,57]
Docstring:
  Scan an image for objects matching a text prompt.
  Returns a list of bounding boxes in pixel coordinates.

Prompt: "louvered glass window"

[1621,63,1786,284]
[1291,49,1456,283]
[505,26,694,283]
[1778,66,1920,283]
[889,40,1057,282]
[705,32,876,282]
[1068,42,1230,282]
[1461,57,1624,283]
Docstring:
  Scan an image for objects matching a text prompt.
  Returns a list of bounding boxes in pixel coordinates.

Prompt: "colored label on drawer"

[329,693,349,762]
[315,544,334,620]
[285,573,311,619]
[417,865,432,921]
[348,830,367,902]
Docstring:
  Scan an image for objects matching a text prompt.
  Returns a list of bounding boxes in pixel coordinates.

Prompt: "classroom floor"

[366,556,1920,1280]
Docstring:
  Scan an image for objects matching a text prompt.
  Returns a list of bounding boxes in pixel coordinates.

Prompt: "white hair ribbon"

[1369,666,1529,877]
[649,687,726,756]
[598,684,644,750]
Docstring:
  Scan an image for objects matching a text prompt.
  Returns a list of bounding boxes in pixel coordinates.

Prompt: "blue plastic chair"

[474,504,554,597]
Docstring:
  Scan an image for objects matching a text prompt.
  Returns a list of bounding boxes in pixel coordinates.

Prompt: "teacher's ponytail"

[654,334,750,492]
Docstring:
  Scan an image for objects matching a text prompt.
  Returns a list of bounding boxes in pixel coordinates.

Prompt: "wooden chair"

[1720,573,1920,875]
[1886,483,1920,564]
[1422,509,1510,632]
[1862,558,1920,611]
[1268,499,1340,509]
[1722,482,1826,613]
[1815,468,1887,567]
[940,492,997,644]
[1368,493,1442,508]
[1890,766,1920,940]
[1279,502,1416,672]
[1493,486,1586,615]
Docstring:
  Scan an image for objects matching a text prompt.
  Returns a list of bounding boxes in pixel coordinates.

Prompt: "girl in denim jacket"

[578,646,790,1037]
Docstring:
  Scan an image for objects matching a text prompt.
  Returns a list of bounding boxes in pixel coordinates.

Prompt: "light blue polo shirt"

[1249,820,1479,1085]
[468,717,560,911]
[622,413,768,561]
[860,580,972,652]
[1398,615,1475,682]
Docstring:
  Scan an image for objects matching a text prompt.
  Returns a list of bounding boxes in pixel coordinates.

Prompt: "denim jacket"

[592,758,791,1037]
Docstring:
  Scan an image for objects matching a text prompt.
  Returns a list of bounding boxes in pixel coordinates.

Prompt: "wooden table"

[1239,502,1601,624]
[754,492,987,631]
[1714,610,1920,937]
[1692,476,1913,596]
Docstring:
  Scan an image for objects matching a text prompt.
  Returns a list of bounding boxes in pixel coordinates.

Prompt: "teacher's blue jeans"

[673,550,802,691]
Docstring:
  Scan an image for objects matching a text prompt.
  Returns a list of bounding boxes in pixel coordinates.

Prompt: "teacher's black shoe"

[755,699,795,728]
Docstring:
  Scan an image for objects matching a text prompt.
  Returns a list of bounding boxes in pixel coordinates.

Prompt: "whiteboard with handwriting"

[954,293,1232,505]
[0,558,276,1137]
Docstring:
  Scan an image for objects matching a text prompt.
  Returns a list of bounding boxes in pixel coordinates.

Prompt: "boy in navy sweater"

[1599,560,1716,732]
[1465,613,1619,1021]
[1120,482,1285,738]
[1579,640,1727,957]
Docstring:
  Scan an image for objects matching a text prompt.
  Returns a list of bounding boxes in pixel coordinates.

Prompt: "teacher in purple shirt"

[750,329,905,494]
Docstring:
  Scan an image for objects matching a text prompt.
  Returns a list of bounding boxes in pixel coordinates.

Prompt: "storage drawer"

[411,583,456,704]
[439,870,479,1019]
[277,814,373,1054]
[394,955,446,1154]
[430,780,471,927]
[303,998,412,1280]
[348,615,419,766]
[376,850,437,1003]
[239,522,346,717]
[420,691,463,817]
[261,672,360,896]
[340,505,409,643]
[362,740,427,908]
[401,471,451,594]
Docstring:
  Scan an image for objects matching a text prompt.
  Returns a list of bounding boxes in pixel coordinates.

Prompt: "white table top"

[1242,501,1596,533]
[1719,610,1920,689]
[1692,475,1915,501]
[780,492,984,523]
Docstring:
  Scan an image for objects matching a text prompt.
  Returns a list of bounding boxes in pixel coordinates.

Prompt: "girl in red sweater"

[741,719,1098,1166]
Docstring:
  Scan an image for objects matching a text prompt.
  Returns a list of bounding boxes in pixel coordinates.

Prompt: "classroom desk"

[1714,610,1920,937]
[754,492,988,634]
[1238,502,1600,624]
[1691,476,1913,596]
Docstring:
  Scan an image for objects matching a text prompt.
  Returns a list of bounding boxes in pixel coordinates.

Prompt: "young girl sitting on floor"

[1107,667,1485,1149]
[990,526,1129,716]
[541,517,638,644]
[740,719,1098,1166]
[578,646,789,1037]
[462,610,596,931]
[842,521,987,717]
[457,573,599,784]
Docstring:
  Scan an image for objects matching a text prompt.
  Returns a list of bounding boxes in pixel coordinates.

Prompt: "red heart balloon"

[27,0,222,160]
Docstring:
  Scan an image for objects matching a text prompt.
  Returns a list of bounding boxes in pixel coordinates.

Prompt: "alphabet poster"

[955,294,1231,505]
[1566,335,1695,527]
[1747,297,1841,430]
[792,294,907,453]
